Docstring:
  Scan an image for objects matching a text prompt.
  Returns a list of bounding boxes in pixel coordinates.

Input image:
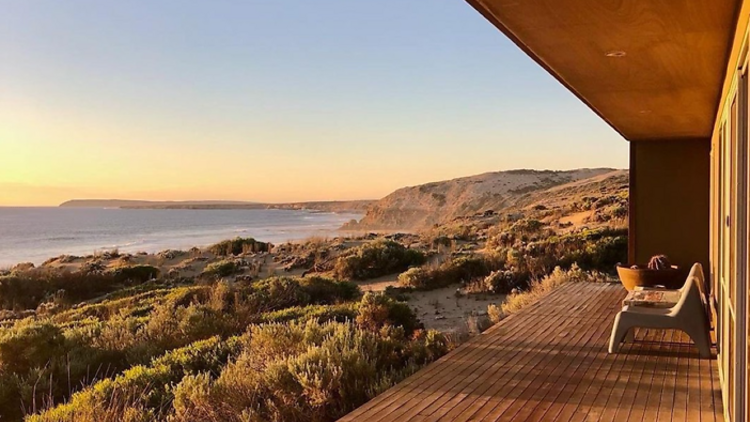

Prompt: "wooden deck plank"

[348,292,574,422]
[582,321,641,422]
[550,288,637,422]
[347,284,579,421]
[712,358,725,422]
[640,329,677,422]
[614,329,668,421]
[686,343,701,422]
[532,286,625,422]
[427,309,590,421]
[462,285,616,422]
[625,329,668,422]
[347,311,552,421]
[382,310,574,421]
[655,332,681,422]
[492,288,619,422]
[336,283,723,422]
[697,342,716,422]
[434,310,593,422]
[397,284,591,421]
[673,333,691,422]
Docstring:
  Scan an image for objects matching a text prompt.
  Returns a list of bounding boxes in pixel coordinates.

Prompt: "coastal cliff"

[346,168,625,230]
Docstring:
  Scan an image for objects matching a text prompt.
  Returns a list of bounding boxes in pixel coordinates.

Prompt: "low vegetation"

[201,259,242,278]
[398,255,496,290]
[0,265,160,311]
[333,240,425,280]
[0,271,447,422]
[0,276,376,421]
[207,237,272,257]
[395,227,625,295]
[29,320,448,422]
[487,265,607,323]
[0,172,630,422]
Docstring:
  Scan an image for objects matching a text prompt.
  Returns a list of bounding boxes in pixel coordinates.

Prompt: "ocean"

[0,207,362,267]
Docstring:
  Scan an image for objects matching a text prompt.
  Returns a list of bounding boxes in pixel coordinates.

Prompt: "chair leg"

[608,313,630,354]
[684,325,712,359]
[625,328,635,343]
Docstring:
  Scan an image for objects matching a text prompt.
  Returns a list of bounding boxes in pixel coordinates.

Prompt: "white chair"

[608,263,712,358]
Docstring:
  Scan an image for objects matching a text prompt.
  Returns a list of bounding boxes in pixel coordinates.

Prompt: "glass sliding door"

[718,103,736,422]
[718,59,750,422]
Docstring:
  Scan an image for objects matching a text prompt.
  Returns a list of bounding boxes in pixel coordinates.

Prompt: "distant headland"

[59,199,375,214]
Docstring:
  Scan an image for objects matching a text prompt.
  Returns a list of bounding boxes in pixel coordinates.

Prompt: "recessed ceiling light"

[605,51,627,58]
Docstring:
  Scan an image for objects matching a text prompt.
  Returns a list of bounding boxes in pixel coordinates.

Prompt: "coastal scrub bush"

[29,318,446,422]
[356,292,421,335]
[397,255,495,290]
[109,265,159,283]
[208,237,271,257]
[0,321,67,375]
[0,270,126,311]
[333,240,426,280]
[298,276,361,304]
[167,321,448,422]
[201,260,241,278]
[256,303,359,325]
[5,277,363,421]
[26,335,244,422]
[481,270,526,294]
[397,267,431,289]
[485,227,627,278]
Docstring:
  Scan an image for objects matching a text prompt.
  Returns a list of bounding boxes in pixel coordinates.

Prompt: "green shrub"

[200,260,241,278]
[168,321,448,422]
[109,265,159,283]
[397,267,431,289]
[333,240,426,280]
[356,293,421,335]
[297,276,361,304]
[0,265,167,312]
[3,277,361,420]
[482,270,524,294]
[30,317,444,422]
[486,227,627,278]
[27,336,243,422]
[256,304,359,325]
[207,238,271,257]
[397,255,494,290]
[0,322,67,375]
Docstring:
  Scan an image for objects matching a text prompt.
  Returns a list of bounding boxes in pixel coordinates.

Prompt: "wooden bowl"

[616,265,684,291]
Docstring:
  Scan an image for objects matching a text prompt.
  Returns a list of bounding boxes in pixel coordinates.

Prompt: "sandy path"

[356,275,505,332]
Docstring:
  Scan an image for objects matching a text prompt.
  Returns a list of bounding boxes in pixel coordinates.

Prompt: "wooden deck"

[338,283,724,422]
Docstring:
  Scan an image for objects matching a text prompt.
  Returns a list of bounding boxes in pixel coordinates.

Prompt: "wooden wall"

[629,139,711,269]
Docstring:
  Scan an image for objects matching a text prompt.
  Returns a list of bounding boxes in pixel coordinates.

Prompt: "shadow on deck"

[337,283,723,422]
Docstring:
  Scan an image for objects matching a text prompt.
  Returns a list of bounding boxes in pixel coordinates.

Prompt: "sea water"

[0,207,361,267]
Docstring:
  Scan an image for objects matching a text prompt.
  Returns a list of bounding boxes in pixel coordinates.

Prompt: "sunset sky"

[0,0,627,206]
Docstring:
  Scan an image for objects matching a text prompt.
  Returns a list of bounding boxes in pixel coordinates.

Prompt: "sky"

[0,1,627,206]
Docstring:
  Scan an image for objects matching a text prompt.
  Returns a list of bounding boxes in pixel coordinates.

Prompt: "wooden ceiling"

[467,0,740,141]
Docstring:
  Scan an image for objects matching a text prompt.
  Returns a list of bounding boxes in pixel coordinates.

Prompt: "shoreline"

[0,228,367,269]
[0,208,366,268]
[0,228,410,271]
